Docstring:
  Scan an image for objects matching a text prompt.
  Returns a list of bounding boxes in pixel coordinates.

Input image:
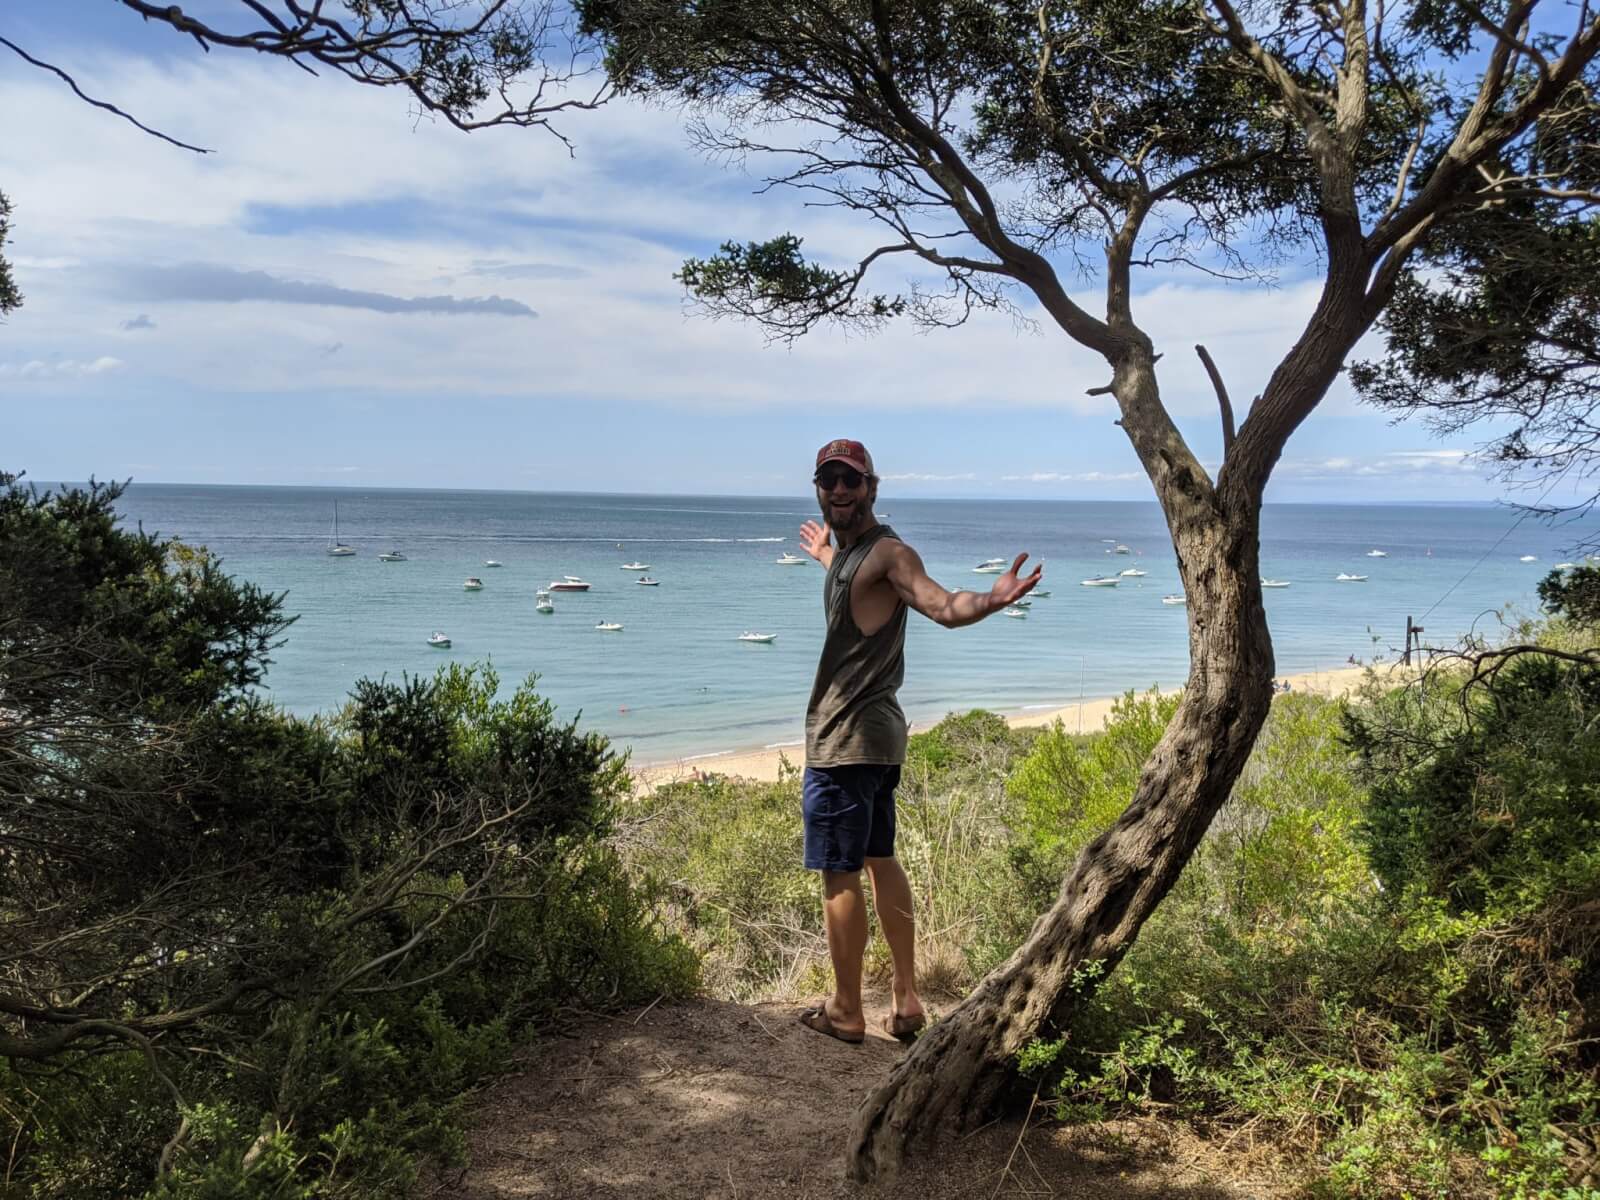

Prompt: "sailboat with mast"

[326,500,356,557]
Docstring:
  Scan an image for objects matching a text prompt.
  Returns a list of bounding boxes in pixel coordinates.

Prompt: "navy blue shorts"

[802,764,902,872]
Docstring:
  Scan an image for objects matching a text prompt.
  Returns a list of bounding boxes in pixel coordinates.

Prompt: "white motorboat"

[595,621,624,632]
[1119,567,1147,577]
[549,576,591,591]
[378,550,407,562]
[636,576,660,586]
[1519,555,1537,562]
[463,577,484,591]
[1260,578,1292,588]
[1080,576,1120,587]
[1011,597,1032,608]
[1002,606,1028,618]
[1032,590,1051,598]
[621,562,651,570]
[1162,594,1186,605]
[326,501,356,556]
[737,631,777,643]
[1367,549,1388,557]
[427,631,451,647]
[1112,544,1132,555]
[483,559,503,568]
[535,591,554,613]
[973,558,1008,573]
[1336,573,1368,582]
[776,552,808,565]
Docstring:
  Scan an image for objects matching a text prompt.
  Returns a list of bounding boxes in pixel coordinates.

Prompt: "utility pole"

[1402,616,1424,666]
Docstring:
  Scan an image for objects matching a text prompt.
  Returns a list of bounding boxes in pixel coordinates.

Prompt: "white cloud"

[881,471,979,482]
[1273,449,1482,480]
[0,356,123,378]
[1001,470,1146,483]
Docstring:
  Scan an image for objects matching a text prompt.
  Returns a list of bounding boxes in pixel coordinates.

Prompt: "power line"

[1419,471,1571,626]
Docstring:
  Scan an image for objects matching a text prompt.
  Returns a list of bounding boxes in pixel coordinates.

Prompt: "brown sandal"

[884,1011,926,1042]
[799,1003,865,1044]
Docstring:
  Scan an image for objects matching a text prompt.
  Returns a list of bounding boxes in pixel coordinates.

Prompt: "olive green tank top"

[805,524,908,766]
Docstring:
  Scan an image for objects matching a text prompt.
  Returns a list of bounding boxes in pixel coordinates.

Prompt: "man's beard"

[819,490,869,532]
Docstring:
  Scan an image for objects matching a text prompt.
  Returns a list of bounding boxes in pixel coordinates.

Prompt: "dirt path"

[425,997,1293,1200]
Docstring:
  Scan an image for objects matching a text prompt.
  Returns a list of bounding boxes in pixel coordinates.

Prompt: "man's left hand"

[990,553,1043,608]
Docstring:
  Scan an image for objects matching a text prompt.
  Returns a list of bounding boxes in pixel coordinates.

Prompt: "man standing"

[797,438,1041,1044]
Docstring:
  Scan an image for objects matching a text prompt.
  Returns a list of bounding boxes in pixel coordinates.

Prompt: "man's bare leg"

[820,869,868,1036]
[865,856,925,1023]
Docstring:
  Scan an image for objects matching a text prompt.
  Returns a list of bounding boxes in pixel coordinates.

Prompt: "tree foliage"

[1350,206,1600,524]
[0,190,19,317]
[1539,563,1600,625]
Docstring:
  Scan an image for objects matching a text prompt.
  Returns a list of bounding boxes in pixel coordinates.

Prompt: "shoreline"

[631,661,1402,790]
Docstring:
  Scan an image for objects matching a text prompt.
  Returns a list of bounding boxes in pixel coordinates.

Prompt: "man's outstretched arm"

[884,546,1041,628]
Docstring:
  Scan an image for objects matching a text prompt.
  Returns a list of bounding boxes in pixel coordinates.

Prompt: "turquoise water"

[108,484,1595,764]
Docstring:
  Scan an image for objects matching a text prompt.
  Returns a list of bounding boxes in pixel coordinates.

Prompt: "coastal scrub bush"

[1016,651,1599,1197]
[0,475,696,1199]
[1005,689,1181,907]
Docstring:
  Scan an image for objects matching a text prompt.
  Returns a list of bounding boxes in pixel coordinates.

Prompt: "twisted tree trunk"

[847,500,1274,1182]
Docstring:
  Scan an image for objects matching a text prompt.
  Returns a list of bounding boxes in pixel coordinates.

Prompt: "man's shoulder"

[860,529,915,575]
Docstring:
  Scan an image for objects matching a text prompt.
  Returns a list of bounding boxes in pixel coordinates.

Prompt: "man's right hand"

[799,520,834,565]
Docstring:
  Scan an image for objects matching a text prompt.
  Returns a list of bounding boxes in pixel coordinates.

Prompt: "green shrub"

[0,478,697,1198]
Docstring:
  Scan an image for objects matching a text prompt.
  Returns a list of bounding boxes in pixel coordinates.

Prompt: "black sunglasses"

[814,466,865,490]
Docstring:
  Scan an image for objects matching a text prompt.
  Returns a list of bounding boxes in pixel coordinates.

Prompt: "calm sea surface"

[104,485,1596,764]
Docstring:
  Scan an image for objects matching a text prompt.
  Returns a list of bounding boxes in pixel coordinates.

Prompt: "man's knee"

[822,868,863,899]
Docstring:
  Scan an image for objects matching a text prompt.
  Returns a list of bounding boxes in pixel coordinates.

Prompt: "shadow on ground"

[421,997,1291,1200]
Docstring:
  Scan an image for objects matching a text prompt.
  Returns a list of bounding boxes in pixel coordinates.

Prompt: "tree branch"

[0,36,213,153]
[1195,344,1237,454]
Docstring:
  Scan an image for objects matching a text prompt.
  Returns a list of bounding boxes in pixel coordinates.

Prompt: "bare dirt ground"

[422,996,1296,1200]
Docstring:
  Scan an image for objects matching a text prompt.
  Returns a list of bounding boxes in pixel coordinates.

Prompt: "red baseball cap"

[815,438,874,476]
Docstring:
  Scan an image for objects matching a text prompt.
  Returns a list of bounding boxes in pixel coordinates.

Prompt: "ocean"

[102,484,1595,765]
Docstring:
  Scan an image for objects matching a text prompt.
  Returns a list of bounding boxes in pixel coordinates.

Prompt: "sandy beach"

[631,661,1406,790]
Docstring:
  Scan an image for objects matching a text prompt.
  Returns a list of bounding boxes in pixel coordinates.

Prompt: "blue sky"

[0,2,1538,501]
